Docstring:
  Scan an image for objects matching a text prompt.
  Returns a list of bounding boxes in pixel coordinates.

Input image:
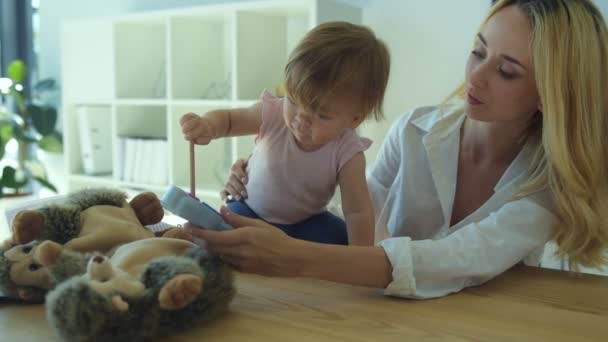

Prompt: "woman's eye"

[29,263,41,272]
[22,246,32,254]
[498,68,516,80]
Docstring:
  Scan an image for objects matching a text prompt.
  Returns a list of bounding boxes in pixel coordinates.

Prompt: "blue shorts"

[226,201,348,245]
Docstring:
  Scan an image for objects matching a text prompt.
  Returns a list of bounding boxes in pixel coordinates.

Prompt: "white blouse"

[368,105,559,299]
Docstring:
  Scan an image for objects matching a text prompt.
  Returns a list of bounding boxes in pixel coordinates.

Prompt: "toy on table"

[38,237,235,342]
[160,141,232,231]
[0,188,187,302]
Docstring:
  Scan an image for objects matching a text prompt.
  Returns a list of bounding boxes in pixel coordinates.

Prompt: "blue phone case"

[160,185,232,231]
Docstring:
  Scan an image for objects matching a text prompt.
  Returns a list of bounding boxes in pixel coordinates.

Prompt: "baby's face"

[283,91,364,150]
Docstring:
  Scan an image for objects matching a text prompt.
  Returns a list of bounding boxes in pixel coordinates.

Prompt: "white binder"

[77,105,112,175]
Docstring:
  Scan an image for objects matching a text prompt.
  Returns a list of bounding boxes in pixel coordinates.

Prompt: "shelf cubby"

[115,105,167,138]
[170,13,233,100]
[114,19,167,99]
[64,104,113,176]
[234,8,309,100]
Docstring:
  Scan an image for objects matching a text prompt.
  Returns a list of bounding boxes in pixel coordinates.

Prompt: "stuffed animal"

[38,238,234,342]
[0,188,189,302]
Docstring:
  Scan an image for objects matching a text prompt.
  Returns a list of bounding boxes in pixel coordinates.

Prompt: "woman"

[185,0,608,299]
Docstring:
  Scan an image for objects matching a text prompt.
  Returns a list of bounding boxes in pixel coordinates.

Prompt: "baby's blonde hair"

[284,21,390,121]
[447,0,608,270]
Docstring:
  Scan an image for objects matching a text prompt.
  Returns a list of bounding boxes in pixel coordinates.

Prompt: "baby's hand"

[180,112,214,145]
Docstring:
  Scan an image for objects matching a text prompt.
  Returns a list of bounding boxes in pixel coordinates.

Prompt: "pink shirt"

[244,90,371,224]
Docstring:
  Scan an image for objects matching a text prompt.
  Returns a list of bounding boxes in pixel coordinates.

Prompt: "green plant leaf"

[29,105,57,136]
[2,110,23,126]
[9,87,27,113]
[0,122,14,160]
[7,60,27,83]
[0,165,28,189]
[38,133,63,152]
[0,122,13,141]
[33,176,58,193]
[33,78,57,92]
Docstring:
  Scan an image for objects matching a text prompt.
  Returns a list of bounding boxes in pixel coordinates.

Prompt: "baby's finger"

[179,113,197,125]
[194,136,212,145]
[224,180,244,200]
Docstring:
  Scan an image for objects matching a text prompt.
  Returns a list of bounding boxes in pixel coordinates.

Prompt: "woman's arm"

[379,197,559,299]
[185,207,392,288]
[338,152,375,246]
[296,241,392,288]
[188,196,557,298]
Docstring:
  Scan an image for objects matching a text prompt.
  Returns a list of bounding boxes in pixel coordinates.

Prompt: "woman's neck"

[460,116,527,166]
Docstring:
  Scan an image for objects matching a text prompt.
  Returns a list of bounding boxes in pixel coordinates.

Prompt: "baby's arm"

[180,102,263,144]
[338,152,375,246]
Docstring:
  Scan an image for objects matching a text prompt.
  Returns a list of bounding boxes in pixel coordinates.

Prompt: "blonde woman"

[184,0,608,298]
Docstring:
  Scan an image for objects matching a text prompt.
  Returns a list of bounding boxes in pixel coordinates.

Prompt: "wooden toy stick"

[190,141,195,196]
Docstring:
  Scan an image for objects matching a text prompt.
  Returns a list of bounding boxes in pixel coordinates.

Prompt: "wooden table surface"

[1,265,606,341]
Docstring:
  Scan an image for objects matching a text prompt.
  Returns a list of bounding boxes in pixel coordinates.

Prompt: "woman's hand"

[220,158,249,202]
[185,207,302,276]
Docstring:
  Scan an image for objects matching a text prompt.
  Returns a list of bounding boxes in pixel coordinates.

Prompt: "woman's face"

[465,5,540,124]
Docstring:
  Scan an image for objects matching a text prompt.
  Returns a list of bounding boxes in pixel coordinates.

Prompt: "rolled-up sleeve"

[378,198,558,299]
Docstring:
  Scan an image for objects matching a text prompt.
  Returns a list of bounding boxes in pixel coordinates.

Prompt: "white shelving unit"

[62,0,362,207]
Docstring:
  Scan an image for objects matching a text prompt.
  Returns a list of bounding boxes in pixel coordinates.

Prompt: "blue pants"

[226,201,348,245]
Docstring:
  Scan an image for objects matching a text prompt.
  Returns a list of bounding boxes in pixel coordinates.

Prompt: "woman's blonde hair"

[446,0,608,270]
[284,21,390,121]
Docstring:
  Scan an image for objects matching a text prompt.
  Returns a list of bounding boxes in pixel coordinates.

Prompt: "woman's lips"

[467,93,484,105]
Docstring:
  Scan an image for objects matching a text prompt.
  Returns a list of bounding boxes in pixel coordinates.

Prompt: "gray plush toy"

[38,237,234,342]
[0,188,179,302]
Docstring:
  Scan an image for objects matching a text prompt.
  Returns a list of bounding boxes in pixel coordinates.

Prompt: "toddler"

[180,22,390,245]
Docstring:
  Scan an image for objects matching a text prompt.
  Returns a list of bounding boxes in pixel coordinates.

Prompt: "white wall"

[596,0,608,18]
[359,0,489,159]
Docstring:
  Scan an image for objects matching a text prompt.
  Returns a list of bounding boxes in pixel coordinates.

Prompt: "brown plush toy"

[0,188,192,302]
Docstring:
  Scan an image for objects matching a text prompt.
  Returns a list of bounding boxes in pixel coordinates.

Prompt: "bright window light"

[14,84,24,92]
[0,78,12,94]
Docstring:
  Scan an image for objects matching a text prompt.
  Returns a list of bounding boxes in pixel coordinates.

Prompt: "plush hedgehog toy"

[37,238,234,342]
[0,188,189,302]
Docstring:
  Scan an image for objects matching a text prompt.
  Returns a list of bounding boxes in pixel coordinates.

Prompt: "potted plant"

[0,59,63,197]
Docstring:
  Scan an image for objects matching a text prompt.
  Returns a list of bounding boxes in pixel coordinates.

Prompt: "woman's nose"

[470,62,490,89]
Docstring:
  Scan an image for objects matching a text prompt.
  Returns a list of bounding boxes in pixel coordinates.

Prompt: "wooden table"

[1,266,606,341]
